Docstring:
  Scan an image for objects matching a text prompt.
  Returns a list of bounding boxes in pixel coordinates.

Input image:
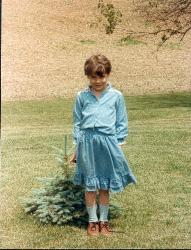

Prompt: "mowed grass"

[1,92,191,249]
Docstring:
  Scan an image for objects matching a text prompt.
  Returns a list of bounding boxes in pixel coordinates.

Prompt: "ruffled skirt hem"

[73,173,137,193]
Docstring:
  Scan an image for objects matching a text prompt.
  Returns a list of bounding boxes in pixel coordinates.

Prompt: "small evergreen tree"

[20,134,122,226]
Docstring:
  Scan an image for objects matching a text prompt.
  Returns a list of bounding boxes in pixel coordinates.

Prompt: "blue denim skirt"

[73,128,137,193]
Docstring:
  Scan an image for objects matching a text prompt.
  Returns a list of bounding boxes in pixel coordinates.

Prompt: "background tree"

[134,0,191,48]
[98,0,191,49]
[97,0,122,34]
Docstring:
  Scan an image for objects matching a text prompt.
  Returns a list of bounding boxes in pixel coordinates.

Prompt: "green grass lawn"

[1,92,191,249]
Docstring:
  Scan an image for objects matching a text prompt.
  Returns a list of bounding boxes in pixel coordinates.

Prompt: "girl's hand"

[119,143,125,149]
[70,152,77,164]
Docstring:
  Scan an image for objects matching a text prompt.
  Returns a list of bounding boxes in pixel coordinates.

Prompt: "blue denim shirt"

[73,83,128,145]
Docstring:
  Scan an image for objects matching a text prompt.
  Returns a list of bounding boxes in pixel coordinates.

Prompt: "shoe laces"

[100,222,112,232]
[90,222,98,231]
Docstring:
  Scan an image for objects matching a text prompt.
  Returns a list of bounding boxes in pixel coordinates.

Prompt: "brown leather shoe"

[99,221,112,236]
[87,222,99,236]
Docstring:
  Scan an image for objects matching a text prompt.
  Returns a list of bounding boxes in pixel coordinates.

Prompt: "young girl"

[70,54,136,236]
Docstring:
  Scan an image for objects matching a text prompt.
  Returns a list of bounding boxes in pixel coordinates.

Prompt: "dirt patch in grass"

[2,0,191,101]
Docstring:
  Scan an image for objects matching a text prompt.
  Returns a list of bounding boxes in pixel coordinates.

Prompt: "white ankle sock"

[99,204,109,222]
[86,204,98,222]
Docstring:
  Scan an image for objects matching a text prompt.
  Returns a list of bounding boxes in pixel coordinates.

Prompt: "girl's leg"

[98,189,109,222]
[85,191,98,222]
[98,189,109,204]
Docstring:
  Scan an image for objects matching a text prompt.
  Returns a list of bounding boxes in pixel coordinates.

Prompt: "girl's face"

[88,74,109,92]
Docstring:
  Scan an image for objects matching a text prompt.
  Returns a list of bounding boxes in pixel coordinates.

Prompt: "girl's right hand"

[70,152,77,164]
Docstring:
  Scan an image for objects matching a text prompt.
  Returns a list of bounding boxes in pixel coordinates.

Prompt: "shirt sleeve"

[115,93,128,145]
[72,93,83,144]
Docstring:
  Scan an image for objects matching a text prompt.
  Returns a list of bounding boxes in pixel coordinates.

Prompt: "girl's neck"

[90,83,109,97]
[92,88,102,97]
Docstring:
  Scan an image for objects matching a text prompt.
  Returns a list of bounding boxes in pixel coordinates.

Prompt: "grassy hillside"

[2,0,191,101]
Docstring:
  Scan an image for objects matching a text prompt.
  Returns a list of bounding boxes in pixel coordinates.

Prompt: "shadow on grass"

[126,92,191,110]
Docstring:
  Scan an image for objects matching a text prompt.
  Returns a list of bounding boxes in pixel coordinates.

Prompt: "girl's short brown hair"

[84,54,112,77]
